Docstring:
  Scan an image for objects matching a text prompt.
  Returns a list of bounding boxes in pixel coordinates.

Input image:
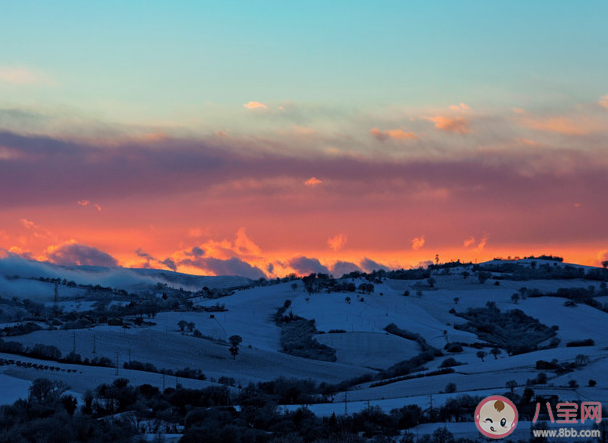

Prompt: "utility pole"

[128,349,131,363]
[162,373,165,390]
[115,352,119,376]
[92,334,96,354]
[72,331,76,353]
[53,282,59,316]
[344,388,348,415]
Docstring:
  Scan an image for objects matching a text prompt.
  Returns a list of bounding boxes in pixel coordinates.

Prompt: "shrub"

[453,306,556,355]
[2,322,42,336]
[0,339,24,354]
[443,343,463,353]
[445,383,457,393]
[439,358,462,368]
[278,312,336,362]
[566,339,595,347]
[29,344,62,361]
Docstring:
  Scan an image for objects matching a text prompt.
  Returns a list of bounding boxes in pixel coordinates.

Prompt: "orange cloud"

[475,235,488,252]
[463,236,475,247]
[370,127,417,141]
[327,234,347,252]
[20,218,39,230]
[427,116,470,134]
[520,115,604,136]
[305,177,322,186]
[183,228,262,262]
[599,95,608,111]
[243,101,268,110]
[463,235,488,251]
[411,235,425,250]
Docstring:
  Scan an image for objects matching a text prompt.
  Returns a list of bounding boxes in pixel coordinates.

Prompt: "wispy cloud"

[599,95,608,111]
[0,67,45,85]
[449,103,470,112]
[463,236,476,248]
[369,127,417,141]
[327,234,347,251]
[411,235,425,250]
[462,235,488,251]
[520,115,603,136]
[475,235,488,252]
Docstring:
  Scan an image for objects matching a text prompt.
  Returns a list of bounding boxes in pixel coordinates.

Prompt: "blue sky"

[1,1,607,124]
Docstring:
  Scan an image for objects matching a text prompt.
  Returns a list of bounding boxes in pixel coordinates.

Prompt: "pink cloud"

[463,236,475,248]
[370,127,417,141]
[427,116,470,134]
[599,95,608,111]
[305,177,322,186]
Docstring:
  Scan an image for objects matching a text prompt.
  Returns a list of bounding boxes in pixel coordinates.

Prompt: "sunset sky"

[1,1,608,278]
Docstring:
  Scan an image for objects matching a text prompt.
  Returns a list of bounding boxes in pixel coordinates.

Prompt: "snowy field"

[2,258,608,432]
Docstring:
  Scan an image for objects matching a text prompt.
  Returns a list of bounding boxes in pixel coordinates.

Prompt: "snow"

[2,261,608,417]
[315,332,420,369]
[0,371,32,404]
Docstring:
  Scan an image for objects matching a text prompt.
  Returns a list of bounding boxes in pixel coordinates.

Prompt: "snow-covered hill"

[2,256,608,435]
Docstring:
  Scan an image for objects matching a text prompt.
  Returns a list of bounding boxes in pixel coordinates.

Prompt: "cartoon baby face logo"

[475,395,518,439]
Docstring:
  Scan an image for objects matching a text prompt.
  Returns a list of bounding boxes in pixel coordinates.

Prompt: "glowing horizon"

[1,2,607,278]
